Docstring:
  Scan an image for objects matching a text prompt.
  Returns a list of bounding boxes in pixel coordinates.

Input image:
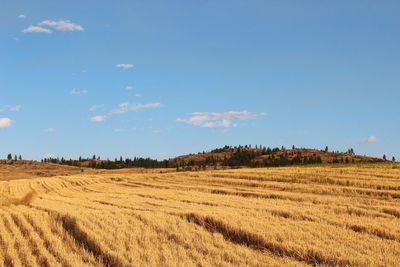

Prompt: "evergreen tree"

[7,154,12,160]
[383,154,387,161]
[325,146,329,152]
[392,156,396,162]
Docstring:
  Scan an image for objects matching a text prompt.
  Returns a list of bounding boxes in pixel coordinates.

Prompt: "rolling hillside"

[171,146,383,169]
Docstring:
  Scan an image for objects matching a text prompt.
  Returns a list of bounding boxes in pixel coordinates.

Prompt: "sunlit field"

[0,164,399,267]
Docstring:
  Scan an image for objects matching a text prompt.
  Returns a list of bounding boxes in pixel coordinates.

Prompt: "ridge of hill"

[0,160,103,181]
[170,146,383,170]
[39,145,385,170]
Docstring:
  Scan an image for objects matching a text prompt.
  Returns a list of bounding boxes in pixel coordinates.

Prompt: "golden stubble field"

[0,164,399,267]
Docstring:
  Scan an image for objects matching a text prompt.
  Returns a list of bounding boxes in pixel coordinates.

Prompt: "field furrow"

[0,164,399,266]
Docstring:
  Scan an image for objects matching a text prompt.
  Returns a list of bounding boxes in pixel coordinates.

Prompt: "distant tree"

[325,146,329,152]
[383,154,387,161]
[93,155,96,160]
[393,156,396,162]
[7,154,12,160]
[14,155,17,161]
[292,145,295,150]
[79,156,82,162]
[19,155,22,160]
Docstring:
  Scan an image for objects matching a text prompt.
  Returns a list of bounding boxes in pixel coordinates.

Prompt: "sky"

[1,0,399,161]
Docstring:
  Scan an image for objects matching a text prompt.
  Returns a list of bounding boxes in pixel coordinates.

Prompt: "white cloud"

[89,102,160,123]
[116,64,134,69]
[22,19,83,34]
[110,102,129,115]
[363,135,377,143]
[39,20,84,32]
[70,89,88,95]
[0,118,13,129]
[22,25,51,33]
[177,111,266,128]
[90,115,107,122]
[126,86,133,90]
[18,14,27,19]
[45,128,56,133]
[110,102,161,115]
[131,102,161,111]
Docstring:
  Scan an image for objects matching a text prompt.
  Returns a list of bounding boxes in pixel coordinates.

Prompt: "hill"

[36,145,385,170]
[0,160,101,181]
[170,146,383,170]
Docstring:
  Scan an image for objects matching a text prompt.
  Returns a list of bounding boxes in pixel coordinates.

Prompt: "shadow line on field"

[183,213,352,267]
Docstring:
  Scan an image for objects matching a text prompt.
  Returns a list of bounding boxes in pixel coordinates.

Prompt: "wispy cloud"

[363,135,377,143]
[70,89,88,95]
[125,86,141,96]
[8,105,21,112]
[0,105,22,113]
[110,102,161,115]
[22,19,84,34]
[45,128,56,133]
[18,14,27,19]
[177,111,266,128]
[39,20,84,32]
[90,115,107,122]
[116,64,134,69]
[90,102,161,123]
[0,118,13,129]
[22,25,51,33]
[89,105,102,112]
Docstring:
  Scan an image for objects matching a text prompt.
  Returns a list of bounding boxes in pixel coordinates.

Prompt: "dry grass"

[0,163,399,266]
[0,161,104,181]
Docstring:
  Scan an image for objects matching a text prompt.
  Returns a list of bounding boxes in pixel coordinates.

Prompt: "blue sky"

[1,0,399,160]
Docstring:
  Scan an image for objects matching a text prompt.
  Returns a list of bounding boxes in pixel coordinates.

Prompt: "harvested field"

[0,164,399,266]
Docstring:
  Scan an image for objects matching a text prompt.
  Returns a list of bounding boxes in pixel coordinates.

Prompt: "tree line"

[3,146,396,170]
[42,155,170,169]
